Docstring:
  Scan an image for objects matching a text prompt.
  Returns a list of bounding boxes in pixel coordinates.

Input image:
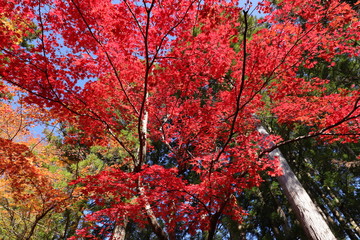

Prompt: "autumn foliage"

[0,0,359,239]
[0,99,72,239]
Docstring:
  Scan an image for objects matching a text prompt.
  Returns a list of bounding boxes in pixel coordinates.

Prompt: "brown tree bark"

[111,219,128,240]
[257,125,336,240]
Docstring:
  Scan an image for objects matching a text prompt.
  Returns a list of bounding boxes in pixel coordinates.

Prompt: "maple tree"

[0,0,359,239]
[0,99,67,239]
[0,94,97,239]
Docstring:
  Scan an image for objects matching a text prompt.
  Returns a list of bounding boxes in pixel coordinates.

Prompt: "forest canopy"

[0,0,359,239]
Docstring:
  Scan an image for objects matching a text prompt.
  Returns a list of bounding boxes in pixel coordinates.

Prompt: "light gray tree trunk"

[111,219,127,240]
[257,125,336,240]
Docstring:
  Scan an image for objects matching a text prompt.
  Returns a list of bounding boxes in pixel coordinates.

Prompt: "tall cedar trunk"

[257,125,336,240]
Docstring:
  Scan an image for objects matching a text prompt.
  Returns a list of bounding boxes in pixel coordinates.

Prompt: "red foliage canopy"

[0,0,359,238]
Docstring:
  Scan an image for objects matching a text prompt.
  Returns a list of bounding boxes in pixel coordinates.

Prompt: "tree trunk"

[111,218,128,240]
[257,125,336,240]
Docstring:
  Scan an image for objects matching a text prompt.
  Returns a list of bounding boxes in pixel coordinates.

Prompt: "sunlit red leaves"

[251,0,360,145]
[72,130,281,236]
[271,84,360,143]
[72,163,249,238]
[1,0,360,237]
